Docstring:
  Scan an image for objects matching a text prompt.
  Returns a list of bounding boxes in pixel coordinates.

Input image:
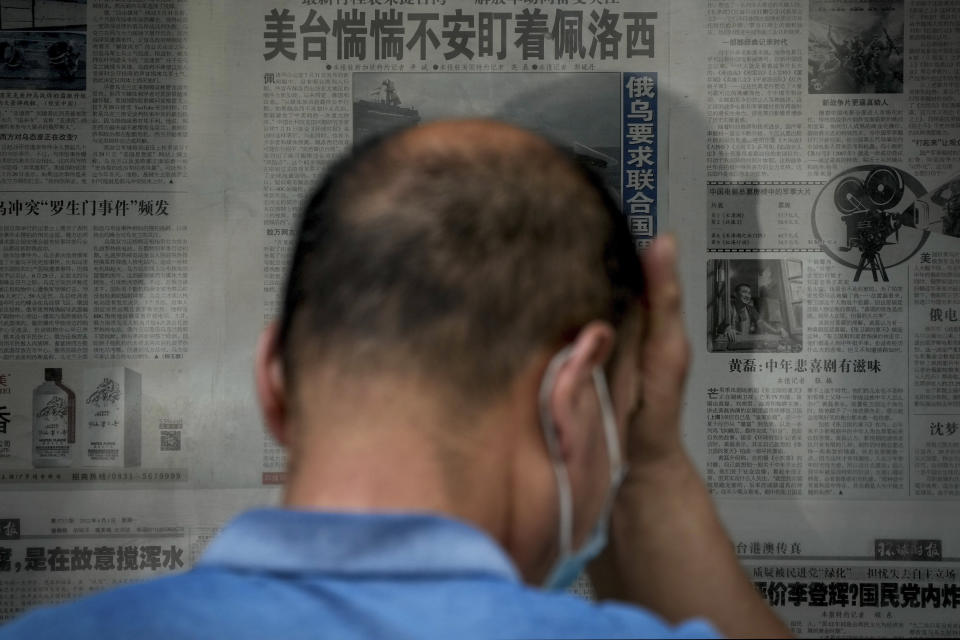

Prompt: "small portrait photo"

[707,259,803,353]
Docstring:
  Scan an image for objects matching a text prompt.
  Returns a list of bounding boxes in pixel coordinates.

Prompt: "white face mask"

[538,346,628,590]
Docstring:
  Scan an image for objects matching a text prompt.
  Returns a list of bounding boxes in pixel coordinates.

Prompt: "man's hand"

[624,234,691,469]
[724,325,738,343]
[589,235,792,638]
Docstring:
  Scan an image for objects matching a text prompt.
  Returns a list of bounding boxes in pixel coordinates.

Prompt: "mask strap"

[538,345,574,559]
[592,367,627,489]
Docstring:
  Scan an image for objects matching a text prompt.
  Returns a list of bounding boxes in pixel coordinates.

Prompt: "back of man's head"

[277,119,643,405]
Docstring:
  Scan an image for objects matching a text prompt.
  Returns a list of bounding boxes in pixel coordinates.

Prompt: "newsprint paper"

[1,0,959,636]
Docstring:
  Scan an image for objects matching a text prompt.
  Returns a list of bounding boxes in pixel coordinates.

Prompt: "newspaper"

[1,0,959,635]
[682,1,960,636]
[0,487,277,619]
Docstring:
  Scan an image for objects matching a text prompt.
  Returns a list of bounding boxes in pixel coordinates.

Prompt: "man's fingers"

[622,234,692,467]
[641,235,690,389]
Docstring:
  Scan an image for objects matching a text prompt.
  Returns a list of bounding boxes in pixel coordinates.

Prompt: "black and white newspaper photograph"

[707,259,803,353]
[352,72,623,195]
[0,0,86,90]
[808,0,904,94]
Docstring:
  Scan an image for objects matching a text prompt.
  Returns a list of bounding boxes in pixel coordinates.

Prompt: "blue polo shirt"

[0,509,719,639]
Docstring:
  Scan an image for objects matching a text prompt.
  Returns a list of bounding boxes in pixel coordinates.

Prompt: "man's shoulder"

[482,581,719,639]
[0,566,718,639]
[0,568,241,640]
[0,509,720,639]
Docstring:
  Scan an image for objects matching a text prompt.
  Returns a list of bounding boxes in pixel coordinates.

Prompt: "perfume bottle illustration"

[32,368,76,467]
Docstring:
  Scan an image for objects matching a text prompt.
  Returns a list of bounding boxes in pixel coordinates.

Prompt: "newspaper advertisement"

[1,0,959,636]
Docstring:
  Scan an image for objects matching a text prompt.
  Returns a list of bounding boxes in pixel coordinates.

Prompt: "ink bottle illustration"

[32,368,75,467]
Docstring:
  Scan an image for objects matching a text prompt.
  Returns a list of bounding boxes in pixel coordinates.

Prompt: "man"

[725,282,789,344]
[1,121,790,638]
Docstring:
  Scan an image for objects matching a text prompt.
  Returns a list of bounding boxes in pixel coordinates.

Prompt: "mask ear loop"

[591,367,629,532]
[538,345,575,562]
[592,367,628,490]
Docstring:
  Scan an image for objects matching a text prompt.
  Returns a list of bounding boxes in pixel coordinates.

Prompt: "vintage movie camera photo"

[912,173,960,239]
[812,164,934,282]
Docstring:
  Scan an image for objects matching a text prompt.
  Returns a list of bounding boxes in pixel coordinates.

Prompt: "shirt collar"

[198,508,521,582]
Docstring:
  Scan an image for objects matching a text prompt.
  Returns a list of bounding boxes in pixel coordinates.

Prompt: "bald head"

[277,119,643,405]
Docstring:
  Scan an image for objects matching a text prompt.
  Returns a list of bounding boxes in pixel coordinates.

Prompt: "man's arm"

[590,236,792,638]
[756,316,790,339]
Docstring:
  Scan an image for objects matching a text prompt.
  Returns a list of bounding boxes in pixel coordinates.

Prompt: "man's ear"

[548,321,616,460]
[255,322,290,447]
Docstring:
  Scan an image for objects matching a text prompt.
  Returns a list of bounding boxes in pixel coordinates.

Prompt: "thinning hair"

[276,120,644,403]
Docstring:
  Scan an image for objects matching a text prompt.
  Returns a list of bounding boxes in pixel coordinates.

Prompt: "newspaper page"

[0,488,276,619]
[0,0,280,618]
[2,0,959,637]
[0,1,249,487]
[669,1,960,636]
[226,0,669,488]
